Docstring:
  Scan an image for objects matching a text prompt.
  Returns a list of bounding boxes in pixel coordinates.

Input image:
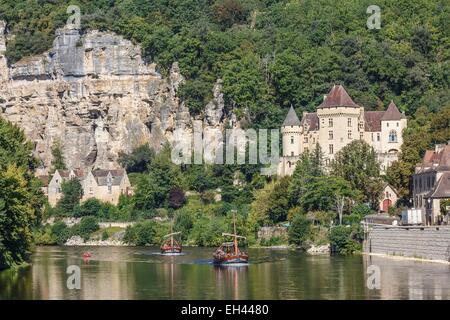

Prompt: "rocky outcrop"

[0,23,227,172]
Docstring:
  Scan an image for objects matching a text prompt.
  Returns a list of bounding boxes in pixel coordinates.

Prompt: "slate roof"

[92,169,126,186]
[300,112,319,132]
[282,106,301,126]
[364,111,385,132]
[416,144,450,173]
[318,85,359,108]
[381,101,406,121]
[428,172,450,199]
[38,175,49,187]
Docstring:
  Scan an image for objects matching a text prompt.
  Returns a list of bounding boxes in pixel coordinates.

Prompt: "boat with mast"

[213,211,248,265]
[160,221,182,255]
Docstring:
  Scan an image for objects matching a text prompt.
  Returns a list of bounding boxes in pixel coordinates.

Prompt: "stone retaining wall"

[364,225,450,262]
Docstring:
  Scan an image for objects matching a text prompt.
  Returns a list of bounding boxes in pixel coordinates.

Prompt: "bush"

[51,221,71,245]
[288,214,312,247]
[329,225,363,254]
[33,226,56,245]
[73,216,99,240]
[101,230,109,241]
[259,236,287,247]
[123,220,158,246]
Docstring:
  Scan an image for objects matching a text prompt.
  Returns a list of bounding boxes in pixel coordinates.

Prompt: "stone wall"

[257,226,287,240]
[364,225,450,262]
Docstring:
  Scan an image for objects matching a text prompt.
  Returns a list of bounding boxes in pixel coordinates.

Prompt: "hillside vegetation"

[0,0,448,127]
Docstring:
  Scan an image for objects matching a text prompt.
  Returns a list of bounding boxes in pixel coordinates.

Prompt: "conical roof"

[381,101,405,121]
[282,105,301,126]
[318,85,358,108]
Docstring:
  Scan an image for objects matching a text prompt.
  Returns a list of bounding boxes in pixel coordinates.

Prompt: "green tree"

[57,178,83,215]
[288,144,324,206]
[133,145,183,210]
[331,140,383,209]
[0,118,44,269]
[301,176,359,224]
[118,144,155,173]
[288,214,312,247]
[50,140,66,173]
[0,166,37,269]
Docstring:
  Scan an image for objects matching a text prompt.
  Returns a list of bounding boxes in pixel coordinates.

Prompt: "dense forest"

[0,0,448,127]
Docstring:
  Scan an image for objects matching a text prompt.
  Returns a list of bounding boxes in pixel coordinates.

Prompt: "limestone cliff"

[0,24,226,173]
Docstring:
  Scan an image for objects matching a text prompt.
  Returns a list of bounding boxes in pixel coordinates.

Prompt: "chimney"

[323,95,327,101]
[435,144,445,153]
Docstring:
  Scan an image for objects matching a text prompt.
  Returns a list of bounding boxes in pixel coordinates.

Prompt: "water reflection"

[1,247,450,300]
[362,255,450,300]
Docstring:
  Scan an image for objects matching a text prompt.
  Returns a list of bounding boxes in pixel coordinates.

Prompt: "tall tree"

[331,140,383,209]
[50,140,66,173]
[57,178,83,215]
[0,118,44,270]
[288,144,324,207]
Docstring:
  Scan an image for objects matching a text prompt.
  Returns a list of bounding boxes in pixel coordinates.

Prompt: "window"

[329,131,333,140]
[325,159,330,166]
[348,130,352,139]
[108,185,112,194]
[371,133,374,141]
[387,122,389,127]
[288,161,291,168]
[89,187,93,194]
[360,132,364,140]
[377,133,380,141]
[389,130,397,142]
[329,118,333,127]
[397,122,399,127]
[291,136,294,144]
[347,118,352,127]
[329,144,334,154]
[304,136,308,143]
[291,151,294,156]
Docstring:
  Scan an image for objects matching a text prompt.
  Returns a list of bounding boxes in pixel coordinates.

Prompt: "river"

[1,246,450,300]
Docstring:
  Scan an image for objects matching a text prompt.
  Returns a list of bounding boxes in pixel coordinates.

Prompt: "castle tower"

[316,85,364,165]
[378,100,407,171]
[278,106,301,176]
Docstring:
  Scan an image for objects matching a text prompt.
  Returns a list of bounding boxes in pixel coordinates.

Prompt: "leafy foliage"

[331,140,383,209]
[118,144,155,173]
[56,178,83,215]
[0,118,44,269]
[0,0,447,125]
[50,140,67,173]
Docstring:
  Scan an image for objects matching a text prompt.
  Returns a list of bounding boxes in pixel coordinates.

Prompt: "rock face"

[0,23,226,172]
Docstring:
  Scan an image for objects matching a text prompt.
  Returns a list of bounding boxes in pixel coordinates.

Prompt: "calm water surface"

[1,246,450,300]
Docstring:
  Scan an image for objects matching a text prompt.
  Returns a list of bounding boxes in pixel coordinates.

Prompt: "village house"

[278,84,407,176]
[413,142,450,225]
[46,169,131,206]
[379,183,399,213]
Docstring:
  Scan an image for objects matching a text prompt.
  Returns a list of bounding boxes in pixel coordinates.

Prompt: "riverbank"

[362,252,450,265]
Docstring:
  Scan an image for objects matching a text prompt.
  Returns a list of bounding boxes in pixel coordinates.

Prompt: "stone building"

[413,142,450,225]
[47,169,131,206]
[278,84,407,176]
[379,183,399,213]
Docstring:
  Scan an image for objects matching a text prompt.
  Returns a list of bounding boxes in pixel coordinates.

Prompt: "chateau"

[278,85,407,176]
[40,169,132,206]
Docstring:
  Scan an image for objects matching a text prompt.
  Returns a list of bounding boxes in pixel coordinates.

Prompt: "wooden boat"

[213,211,248,265]
[161,221,182,254]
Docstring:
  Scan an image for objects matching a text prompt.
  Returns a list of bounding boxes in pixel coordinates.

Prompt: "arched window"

[389,130,397,142]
